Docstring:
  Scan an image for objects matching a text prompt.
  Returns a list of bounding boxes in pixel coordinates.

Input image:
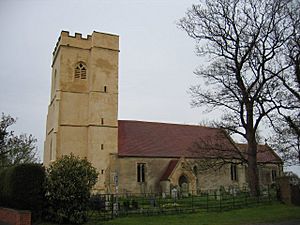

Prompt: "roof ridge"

[237,143,271,147]
[118,119,219,130]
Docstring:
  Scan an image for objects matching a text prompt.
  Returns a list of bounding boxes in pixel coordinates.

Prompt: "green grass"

[36,203,300,225]
[95,203,300,225]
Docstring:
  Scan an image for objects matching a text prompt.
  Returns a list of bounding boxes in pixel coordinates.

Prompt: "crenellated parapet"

[52,30,119,63]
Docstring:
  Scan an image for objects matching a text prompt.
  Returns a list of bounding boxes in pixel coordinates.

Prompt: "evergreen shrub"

[0,168,8,205]
[45,154,98,224]
[0,164,45,216]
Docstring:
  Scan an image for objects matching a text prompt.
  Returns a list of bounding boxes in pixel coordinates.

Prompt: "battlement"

[52,31,119,60]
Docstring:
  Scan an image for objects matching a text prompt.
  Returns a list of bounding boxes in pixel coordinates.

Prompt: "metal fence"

[87,187,278,222]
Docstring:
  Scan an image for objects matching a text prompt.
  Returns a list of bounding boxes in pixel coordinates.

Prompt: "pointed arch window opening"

[178,174,188,187]
[74,63,87,79]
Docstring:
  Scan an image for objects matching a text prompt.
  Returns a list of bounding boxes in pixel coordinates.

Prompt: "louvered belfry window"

[74,63,87,79]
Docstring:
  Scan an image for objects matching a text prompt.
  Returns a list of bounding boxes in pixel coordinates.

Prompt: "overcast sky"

[0,0,299,175]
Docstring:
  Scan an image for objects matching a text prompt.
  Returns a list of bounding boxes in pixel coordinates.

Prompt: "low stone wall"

[277,176,300,206]
[277,176,291,204]
[0,207,31,225]
[291,185,300,205]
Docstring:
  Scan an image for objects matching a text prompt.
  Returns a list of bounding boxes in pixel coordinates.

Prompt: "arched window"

[74,62,87,79]
[178,174,188,187]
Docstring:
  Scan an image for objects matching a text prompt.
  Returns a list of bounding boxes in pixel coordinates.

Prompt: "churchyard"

[87,187,277,221]
[36,203,300,225]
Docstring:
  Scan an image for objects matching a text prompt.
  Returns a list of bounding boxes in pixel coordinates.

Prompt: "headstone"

[171,187,178,201]
[181,182,189,197]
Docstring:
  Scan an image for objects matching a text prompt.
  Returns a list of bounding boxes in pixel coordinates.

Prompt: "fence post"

[206,193,209,212]
[219,192,222,212]
[111,194,114,219]
[191,193,194,212]
[233,193,235,209]
[268,185,271,203]
[158,194,161,213]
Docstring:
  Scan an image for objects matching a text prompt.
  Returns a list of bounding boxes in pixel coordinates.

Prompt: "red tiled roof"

[118,120,240,158]
[118,120,282,164]
[160,160,179,181]
[237,144,282,164]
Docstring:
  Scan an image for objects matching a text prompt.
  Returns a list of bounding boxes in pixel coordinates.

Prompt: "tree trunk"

[245,104,260,196]
[247,136,260,196]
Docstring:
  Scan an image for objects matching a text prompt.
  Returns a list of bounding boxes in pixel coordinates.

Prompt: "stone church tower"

[44,31,119,191]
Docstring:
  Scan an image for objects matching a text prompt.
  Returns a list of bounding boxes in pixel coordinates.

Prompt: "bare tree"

[179,0,294,196]
[270,0,300,164]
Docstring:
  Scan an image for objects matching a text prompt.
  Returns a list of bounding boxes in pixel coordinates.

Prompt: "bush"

[0,164,45,217]
[45,154,98,224]
[89,194,105,211]
[0,168,8,205]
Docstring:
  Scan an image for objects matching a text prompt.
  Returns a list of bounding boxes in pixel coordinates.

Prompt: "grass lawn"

[36,203,300,225]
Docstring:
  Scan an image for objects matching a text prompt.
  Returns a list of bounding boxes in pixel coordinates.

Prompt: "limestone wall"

[44,31,119,191]
[197,164,246,191]
[116,157,172,193]
[258,163,282,187]
[116,157,251,194]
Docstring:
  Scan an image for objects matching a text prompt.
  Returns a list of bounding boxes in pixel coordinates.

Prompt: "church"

[44,31,283,194]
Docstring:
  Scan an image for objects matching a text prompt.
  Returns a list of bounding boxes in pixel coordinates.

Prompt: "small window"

[74,62,87,79]
[50,139,53,161]
[137,163,145,183]
[101,118,104,125]
[101,144,104,150]
[272,170,277,182]
[104,86,107,92]
[101,170,104,174]
[231,164,238,181]
[193,165,198,175]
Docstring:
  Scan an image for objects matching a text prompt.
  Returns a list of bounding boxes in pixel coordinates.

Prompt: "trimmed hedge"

[0,168,8,205]
[0,164,45,214]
